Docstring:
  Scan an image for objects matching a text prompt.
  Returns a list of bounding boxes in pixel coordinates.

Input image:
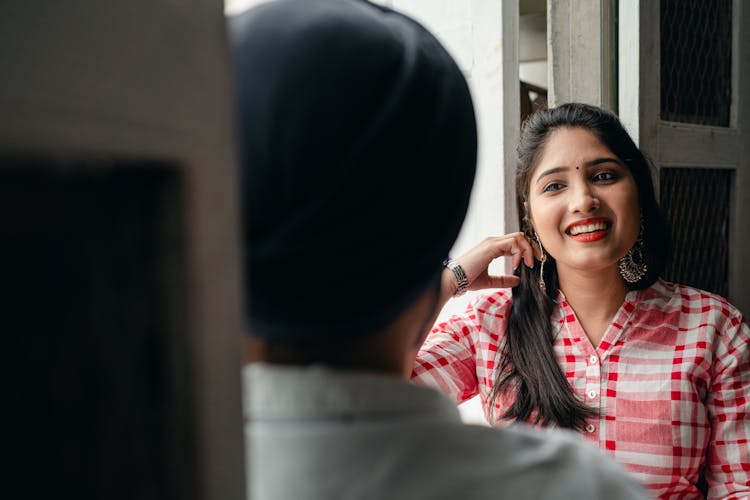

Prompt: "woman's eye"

[592,171,616,182]
[543,182,564,193]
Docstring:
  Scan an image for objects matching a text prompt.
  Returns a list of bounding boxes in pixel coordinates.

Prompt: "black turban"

[229,0,477,342]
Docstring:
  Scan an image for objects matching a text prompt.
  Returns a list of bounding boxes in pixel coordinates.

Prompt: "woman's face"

[527,127,640,278]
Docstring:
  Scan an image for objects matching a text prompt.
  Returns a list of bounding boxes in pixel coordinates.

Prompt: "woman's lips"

[565,218,611,242]
[570,229,609,242]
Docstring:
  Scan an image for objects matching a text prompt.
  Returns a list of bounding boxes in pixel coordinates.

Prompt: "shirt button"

[585,424,596,433]
[589,355,598,364]
[588,390,597,399]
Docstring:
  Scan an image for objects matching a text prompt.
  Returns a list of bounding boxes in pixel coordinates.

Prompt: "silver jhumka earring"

[534,232,547,292]
[619,219,648,283]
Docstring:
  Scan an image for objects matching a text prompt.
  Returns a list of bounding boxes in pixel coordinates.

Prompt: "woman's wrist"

[440,266,459,304]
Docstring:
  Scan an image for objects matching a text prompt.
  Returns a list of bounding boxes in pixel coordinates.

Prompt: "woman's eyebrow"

[534,157,623,185]
[534,166,569,185]
[586,157,622,167]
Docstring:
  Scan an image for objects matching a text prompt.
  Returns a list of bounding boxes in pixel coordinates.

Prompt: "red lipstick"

[565,217,611,242]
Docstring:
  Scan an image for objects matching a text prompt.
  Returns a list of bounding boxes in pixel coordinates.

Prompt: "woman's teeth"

[568,222,607,235]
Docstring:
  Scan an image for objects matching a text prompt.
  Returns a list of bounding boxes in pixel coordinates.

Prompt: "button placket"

[585,358,601,402]
[583,351,602,446]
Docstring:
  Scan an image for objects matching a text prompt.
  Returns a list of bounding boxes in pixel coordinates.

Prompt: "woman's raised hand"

[443,233,536,298]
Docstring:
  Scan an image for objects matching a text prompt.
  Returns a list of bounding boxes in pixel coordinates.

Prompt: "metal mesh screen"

[660,168,732,297]
[660,0,732,126]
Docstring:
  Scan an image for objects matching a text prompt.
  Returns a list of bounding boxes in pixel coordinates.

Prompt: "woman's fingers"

[510,232,535,268]
[452,233,536,291]
[481,233,534,270]
[485,274,521,289]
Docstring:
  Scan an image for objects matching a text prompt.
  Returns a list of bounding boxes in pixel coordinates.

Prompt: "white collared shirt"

[244,363,648,499]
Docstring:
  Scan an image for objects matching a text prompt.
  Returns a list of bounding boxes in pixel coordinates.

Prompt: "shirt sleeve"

[705,313,750,499]
[411,292,509,404]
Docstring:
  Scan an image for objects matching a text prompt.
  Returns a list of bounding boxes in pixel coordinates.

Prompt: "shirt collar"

[554,286,641,309]
[244,363,462,423]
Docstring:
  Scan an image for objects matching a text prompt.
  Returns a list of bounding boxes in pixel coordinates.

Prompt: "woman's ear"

[522,203,544,262]
[522,201,534,233]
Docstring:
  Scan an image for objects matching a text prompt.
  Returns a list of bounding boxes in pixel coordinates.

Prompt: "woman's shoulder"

[645,279,736,308]
[639,278,745,327]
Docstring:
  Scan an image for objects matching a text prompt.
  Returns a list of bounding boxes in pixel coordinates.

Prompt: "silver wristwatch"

[442,258,469,297]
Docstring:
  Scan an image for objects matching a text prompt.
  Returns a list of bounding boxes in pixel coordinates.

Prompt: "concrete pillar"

[547,0,616,110]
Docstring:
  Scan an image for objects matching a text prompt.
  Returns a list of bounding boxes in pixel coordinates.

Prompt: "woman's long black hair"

[488,103,671,430]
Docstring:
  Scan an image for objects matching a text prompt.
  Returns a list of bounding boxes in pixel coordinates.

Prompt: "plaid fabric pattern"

[413,279,750,499]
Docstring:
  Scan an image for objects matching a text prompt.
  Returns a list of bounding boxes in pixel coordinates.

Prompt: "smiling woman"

[412,103,750,498]
[527,127,640,292]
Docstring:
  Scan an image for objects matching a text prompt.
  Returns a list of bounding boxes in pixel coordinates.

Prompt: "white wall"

[225,0,270,15]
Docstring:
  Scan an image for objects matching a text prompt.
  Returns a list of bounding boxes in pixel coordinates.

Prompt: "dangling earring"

[533,232,547,292]
[619,218,648,283]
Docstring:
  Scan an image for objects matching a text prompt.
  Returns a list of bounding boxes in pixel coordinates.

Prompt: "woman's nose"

[569,183,600,213]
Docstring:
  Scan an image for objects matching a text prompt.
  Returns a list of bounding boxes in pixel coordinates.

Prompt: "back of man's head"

[230,0,476,351]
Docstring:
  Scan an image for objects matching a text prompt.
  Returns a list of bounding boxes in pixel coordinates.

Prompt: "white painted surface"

[225,0,271,15]
[520,60,548,88]
[617,0,641,142]
[381,0,474,72]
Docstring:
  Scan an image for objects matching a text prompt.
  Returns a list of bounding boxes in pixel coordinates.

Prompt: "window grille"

[660,167,732,297]
[660,0,732,126]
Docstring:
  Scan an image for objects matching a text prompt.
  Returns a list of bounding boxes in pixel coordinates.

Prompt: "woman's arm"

[411,233,534,403]
[411,300,484,403]
[705,314,750,499]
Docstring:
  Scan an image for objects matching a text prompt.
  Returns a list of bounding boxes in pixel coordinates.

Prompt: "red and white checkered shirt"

[413,279,750,499]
